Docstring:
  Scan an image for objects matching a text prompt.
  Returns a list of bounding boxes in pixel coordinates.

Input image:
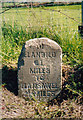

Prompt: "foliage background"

[1,2,83,118]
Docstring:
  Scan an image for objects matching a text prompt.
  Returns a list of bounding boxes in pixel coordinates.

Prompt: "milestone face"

[18,38,62,102]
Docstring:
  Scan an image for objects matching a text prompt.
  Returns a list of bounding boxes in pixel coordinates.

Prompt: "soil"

[1,64,83,119]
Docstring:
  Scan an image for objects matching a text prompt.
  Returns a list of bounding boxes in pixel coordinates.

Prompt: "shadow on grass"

[48,65,83,106]
[2,65,18,95]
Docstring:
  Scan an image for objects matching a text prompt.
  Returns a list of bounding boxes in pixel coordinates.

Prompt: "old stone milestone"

[18,37,62,102]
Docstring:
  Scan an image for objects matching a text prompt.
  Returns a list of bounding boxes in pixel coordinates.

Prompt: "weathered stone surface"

[18,37,62,102]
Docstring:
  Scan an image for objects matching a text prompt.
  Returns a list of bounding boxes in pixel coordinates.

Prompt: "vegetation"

[1,4,83,119]
[2,5,82,66]
[2,87,83,118]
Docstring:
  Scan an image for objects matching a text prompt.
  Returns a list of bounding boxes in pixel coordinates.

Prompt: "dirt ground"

[1,64,83,119]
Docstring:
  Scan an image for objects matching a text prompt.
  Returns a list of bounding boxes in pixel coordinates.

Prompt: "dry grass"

[1,87,83,119]
[1,64,83,119]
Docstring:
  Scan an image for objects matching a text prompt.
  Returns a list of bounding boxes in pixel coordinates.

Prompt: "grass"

[1,4,83,119]
[1,4,83,99]
[2,22,82,66]
[2,87,83,118]
[1,4,82,66]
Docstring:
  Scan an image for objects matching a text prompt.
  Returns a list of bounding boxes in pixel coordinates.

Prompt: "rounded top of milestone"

[18,37,62,102]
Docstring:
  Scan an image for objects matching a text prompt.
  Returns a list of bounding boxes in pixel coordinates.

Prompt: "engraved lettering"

[27,52,30,57]
[41,44,44,49]
[30,68,34,74]
[41,91,42,96]
[39,68,42,73]
[34,60,39,65]
[33,83,37,89]
[29,67,50,74]
[36,52,40,58]
[52,52,56,57]
[24,83,27,88]
[46,68,50,73]
[40,60,44,65]
[48,52,52,57]
[42,83,51,89]
[51,91,55,96]
[43,91,46,96]
[40,75,45,80]
[37,83,41,89]
[36,76,39,81]
[37,44,44,49]
[35,68,39,73]
[47,91,50,96]
[37,91,40,96]
[41,52,45,57]
[18,38,62,101]
[42,68,45,73]
[21,83,58,90]
[52,83,57,88]
[27,83,31,89]
[32,52,35,57]
[21,83,23,88]
[27,52,56,58]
